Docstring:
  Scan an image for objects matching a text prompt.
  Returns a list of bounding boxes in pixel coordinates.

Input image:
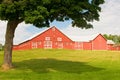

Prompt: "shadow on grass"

[13,58,104,73]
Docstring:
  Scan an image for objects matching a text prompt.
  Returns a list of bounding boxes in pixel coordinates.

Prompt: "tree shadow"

[13,58,104,74]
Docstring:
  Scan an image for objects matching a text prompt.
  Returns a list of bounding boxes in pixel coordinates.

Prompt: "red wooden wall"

[107,44,114,50]
[83,42,92,50]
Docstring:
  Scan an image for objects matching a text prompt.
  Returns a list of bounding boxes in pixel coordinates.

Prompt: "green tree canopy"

[0,0,104,28]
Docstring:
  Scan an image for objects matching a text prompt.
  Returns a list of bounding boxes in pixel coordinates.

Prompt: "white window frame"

[45,37,50,41]
[75,42,81,49]
[32,42,38,49]
[44,41,52,49]
[57,37,62,41]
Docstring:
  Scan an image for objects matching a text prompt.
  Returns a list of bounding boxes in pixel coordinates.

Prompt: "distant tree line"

[103,34,120,44]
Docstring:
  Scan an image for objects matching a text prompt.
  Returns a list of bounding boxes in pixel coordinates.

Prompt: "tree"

[0,0,104,70]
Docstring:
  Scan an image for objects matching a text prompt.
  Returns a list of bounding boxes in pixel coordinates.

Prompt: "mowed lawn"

[0,49,120,80]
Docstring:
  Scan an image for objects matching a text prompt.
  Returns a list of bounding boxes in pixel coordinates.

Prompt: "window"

[57,37,62,41]
[58,42,63,49]
[75,42,81,49]
[32,42,37,48]
[45,37,50,40]
[44,41,52,49]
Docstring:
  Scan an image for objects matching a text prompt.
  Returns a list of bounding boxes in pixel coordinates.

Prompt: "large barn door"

[44,41,52,49]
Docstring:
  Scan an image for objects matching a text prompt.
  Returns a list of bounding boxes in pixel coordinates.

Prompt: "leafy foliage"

[0,0,104,28]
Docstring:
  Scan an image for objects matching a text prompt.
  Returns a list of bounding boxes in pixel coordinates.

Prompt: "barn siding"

[74,42,83,50]
[83,42,92,50]
[107,44,114,50]
[113,46,120,51]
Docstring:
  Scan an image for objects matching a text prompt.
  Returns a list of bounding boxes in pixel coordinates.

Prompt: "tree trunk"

[1,20,19,70]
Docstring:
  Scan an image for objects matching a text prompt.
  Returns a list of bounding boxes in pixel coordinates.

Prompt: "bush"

[0,44,3,51]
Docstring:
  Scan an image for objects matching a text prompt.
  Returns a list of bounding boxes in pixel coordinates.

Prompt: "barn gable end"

[91,34,107,50]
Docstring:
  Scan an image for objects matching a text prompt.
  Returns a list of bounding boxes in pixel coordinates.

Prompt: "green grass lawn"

[0,49,120,80]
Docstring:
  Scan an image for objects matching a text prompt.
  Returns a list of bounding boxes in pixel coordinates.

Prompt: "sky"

[0,0,120,45]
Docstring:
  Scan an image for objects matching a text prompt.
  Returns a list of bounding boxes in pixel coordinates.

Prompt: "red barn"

[82,34,107,50]
[13,26,109,50]
[13,26,74,50]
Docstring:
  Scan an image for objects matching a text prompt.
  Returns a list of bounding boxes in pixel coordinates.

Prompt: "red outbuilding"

[112,45,120,51]
[90,34,107,50]
[13,26,115,51]
[107,40,115,50]
[72,34,107,50]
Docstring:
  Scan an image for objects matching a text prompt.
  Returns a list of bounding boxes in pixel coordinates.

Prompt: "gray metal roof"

[107,40,115,44]
[67,33,100,42]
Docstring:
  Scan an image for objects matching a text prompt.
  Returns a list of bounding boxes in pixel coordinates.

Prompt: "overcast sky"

[0,0,120,45]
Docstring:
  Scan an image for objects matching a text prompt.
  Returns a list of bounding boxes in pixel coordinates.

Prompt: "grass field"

[0,49,120,80]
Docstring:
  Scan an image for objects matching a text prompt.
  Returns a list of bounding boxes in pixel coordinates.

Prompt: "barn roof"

[107,40,115,44]
[19,27,51,44]
[67,33,102,42]
[16,26,106,45]
[18,26,72,44]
